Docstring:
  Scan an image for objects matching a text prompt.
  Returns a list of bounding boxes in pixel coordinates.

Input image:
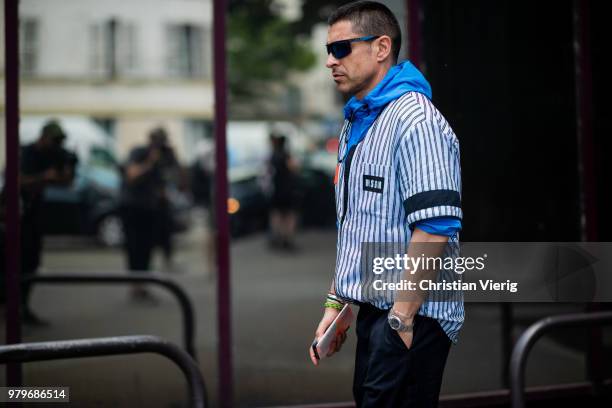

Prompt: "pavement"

[0,216,602,407]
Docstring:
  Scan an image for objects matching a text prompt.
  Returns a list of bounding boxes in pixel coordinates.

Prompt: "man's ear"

[375,35,393,62]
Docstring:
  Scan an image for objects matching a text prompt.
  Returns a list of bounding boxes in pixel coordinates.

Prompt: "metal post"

[572,0,603,391]
[573,0,596,243]
[0,335,207,407]
[500,303,513,387]
[406,0,422,68]
[22,274,197,358]
[510,311,612,408]
[213,0,232,406]
[4,0,22,387]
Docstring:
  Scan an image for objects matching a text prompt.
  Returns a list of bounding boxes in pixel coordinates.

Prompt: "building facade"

[2,0,214,164]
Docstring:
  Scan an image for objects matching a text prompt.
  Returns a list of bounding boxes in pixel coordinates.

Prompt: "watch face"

[389,316,402,330]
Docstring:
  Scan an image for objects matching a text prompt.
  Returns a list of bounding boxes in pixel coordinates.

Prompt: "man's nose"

[326,53,339,68]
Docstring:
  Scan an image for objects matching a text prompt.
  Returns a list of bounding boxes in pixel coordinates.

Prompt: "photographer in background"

[20,120,78,324]
[120,127,180,302]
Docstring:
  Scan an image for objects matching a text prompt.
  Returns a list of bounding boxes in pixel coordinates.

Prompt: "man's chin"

[335,82,351,95]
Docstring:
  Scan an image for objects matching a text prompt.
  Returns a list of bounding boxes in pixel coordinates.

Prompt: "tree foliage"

[227,0,317,102]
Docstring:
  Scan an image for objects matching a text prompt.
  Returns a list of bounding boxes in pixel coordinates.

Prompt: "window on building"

[90,19,138,79]
[19,18,39,77]
[92,117,116,138]
[166,24,209,79]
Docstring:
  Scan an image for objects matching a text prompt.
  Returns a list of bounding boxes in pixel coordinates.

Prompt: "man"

[20,120,77,323]
[309,2,463,407]
[120,127,180,302]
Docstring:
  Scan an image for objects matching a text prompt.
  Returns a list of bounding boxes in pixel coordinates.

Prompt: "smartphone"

[312,304,354,360]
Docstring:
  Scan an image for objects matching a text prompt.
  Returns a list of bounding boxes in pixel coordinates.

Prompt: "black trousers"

[353,303,451,408]
[21,205,44,307]
[121,206,156,271]
[154,203,174,261]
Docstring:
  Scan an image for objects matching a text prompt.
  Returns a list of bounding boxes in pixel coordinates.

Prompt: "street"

[1,219,588,407]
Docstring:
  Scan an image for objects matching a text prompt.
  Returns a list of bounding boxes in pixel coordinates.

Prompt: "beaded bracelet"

[324,301,344,310]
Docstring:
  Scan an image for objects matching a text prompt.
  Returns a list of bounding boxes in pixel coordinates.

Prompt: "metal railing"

[0,335,207,407]
[23,274,197,358]
[510,310,612,408]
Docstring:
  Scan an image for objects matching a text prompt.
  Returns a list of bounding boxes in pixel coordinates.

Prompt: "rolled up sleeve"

[395,118,463,227]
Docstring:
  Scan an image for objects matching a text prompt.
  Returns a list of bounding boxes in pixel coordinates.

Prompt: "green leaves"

[227,0,316,102]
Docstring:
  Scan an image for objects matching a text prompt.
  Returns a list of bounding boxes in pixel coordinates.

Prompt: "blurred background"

[0,0,610,407]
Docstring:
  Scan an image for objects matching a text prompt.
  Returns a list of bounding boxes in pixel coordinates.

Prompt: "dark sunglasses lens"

[330,41,351,59]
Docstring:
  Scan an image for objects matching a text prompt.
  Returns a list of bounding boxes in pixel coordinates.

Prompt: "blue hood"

[342,60,431,159]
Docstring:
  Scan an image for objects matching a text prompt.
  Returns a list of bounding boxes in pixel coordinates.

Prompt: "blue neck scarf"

[342,60,432,159]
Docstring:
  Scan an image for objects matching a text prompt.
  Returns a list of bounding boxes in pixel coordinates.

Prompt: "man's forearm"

[392,228,448,318]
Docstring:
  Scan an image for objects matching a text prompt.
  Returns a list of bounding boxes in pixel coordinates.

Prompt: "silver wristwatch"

[387,310,414,332]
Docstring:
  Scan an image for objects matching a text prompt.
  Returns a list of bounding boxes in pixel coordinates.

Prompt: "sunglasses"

[326,35,380,59]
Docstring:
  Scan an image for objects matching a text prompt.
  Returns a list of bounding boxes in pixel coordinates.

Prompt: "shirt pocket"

[355,162,392,220]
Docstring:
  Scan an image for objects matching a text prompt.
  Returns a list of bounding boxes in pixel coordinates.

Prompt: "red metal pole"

[406,0,422,68]
[573,0,596,242]
[4,0,23,386]
[573,0,603,390]
[213,0,232,406]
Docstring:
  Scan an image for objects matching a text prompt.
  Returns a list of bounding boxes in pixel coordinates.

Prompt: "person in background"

[19,120,78,324]
[190,138,216,275]
[120,127,180,302]
[151,130,183,272]
[268,134,299,251]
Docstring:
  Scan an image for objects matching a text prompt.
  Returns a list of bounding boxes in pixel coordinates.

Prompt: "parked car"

[19,116,191,247]
[189,121,338,238]
[225,150,336,238]
[41,157,191,247]
[228,168,269,237]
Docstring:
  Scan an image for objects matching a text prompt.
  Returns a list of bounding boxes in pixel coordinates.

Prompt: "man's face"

[326,20,379,98]
[40,135,64,152]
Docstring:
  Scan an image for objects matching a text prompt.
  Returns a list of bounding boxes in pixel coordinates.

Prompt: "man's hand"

[147,147,162,165]
[309,307,347,366]
[397,326,414,350]
[390,307,415,350]
[42,168,60,183]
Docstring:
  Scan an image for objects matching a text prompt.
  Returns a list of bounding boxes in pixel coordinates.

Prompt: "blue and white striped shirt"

[333,91,464,342]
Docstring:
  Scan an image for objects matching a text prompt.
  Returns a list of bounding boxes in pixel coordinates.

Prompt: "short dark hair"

[328,1,401,63]
[149,127,168,146]
[41,119,66,142]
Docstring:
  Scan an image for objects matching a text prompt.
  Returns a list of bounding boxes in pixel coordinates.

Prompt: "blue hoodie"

[342,60,460,237]
[342,60,432,158]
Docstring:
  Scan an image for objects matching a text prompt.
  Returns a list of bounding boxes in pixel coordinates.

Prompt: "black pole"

[510,311,612,408]
[0,335,207,407]
[22,274,197,359]
[500,303,513,387]
[4,0,22,387]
